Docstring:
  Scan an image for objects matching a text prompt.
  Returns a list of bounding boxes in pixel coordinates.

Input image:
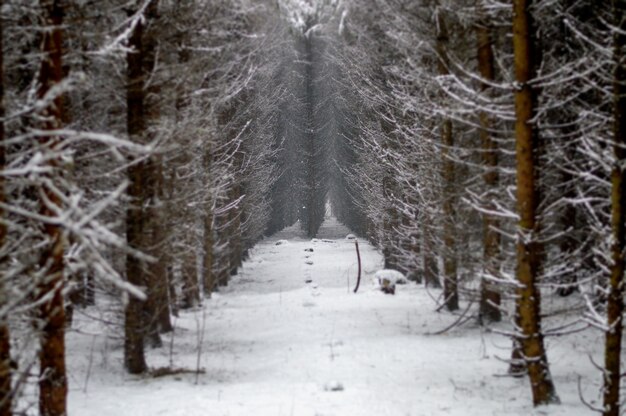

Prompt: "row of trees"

[2,0,626,414]
[0,1,306,414]
[298,0,626,413]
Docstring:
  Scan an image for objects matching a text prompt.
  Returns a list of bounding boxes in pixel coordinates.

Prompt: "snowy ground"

[66,217,604,415]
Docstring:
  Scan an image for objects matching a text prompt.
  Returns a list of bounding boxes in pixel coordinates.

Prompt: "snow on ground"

[67,217,603,416]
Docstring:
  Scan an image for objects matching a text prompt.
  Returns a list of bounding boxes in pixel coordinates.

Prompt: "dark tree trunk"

[476,6,502,323]
[202,207,215,296]
[36,1,68,414]
[423,216,440,288]
[180,247,199,309]
[436,11,458,312]
[0,3,11,413]
[124,0,152,374]
[603,1,626,415]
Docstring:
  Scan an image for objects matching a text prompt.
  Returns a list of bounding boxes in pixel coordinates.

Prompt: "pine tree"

[36,0,68,414]
[512,0,559,405]
[602,1,626,414]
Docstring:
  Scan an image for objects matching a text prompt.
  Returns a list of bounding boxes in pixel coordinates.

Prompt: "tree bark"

[0,2,11,413]
[476,4,501,323]
[180,244,199,308]
[124,0,152,374]
[423,215,440,288]
[436,10,459,311]
[229,180,243,276]
[202,207,215,296]
[36,1,67,414]
[603,1,626,415]
[512,0,559,405]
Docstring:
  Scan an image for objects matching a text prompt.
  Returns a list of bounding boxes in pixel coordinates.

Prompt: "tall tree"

[436,9,459,312]
[602,1,626,414]
[476,2,501,323]
[512,0,559,405]
[124,0,157,374]
[36,0,68,414]
[0,1,11,414]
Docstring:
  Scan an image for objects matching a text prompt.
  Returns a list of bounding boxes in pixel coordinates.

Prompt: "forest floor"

[65,217,603,415]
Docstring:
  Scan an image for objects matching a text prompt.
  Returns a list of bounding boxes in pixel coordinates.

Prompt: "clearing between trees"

[67,218,599,416]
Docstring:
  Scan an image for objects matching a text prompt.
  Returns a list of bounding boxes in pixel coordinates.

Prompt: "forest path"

[67,217,596,416]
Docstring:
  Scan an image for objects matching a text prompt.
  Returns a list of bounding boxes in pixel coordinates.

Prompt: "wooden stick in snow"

[353,240,362,293]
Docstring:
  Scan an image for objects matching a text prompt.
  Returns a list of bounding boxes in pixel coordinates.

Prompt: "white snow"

[373,269,407,285]
[66,217,601,416]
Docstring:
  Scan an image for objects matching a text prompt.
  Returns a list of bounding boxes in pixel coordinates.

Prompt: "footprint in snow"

[305,260,314,265]
[323,381,344,392]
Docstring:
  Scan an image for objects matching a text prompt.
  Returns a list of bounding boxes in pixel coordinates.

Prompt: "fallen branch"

[425,300,475,335]
[150,367,206,379]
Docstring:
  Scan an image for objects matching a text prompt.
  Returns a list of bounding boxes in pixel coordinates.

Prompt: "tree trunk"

[512,0,560,405]
[229,183,243,276]
[382,172,398,271]
[140,0,164,348]
[423,215,440,288]
[124,0,150,375]
[436,11,458,311]
[0,3,11,413]
[602,2,626,415]
[36,1,67,414]
[476,5,501,323]
[180,244,199,309]
[202,204,215,296]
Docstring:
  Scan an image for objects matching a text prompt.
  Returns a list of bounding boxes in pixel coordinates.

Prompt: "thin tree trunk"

[436,10,458,311]
[423,215,440,288]
[229,184,243,276]
[602,1,626,414]
[180,245,199,309]
[512,0,559,405]
[202,204,215,296]
[382,172,398,270]
[476,5,501,323]
[36,1,67,414]
[0,2,11,413]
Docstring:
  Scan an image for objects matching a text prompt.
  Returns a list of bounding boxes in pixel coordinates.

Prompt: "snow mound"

[371,269,407,295]
[275,239,289,246]
[374,269,407,285]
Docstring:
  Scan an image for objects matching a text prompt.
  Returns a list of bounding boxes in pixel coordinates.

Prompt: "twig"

[577,375,603,413]
[83,334,97,393]
[195,306,208,384]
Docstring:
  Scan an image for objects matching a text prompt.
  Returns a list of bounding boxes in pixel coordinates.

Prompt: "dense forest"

[1,0,626,415]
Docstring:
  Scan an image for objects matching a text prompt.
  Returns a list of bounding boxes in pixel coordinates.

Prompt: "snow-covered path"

[67,217,600,416]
